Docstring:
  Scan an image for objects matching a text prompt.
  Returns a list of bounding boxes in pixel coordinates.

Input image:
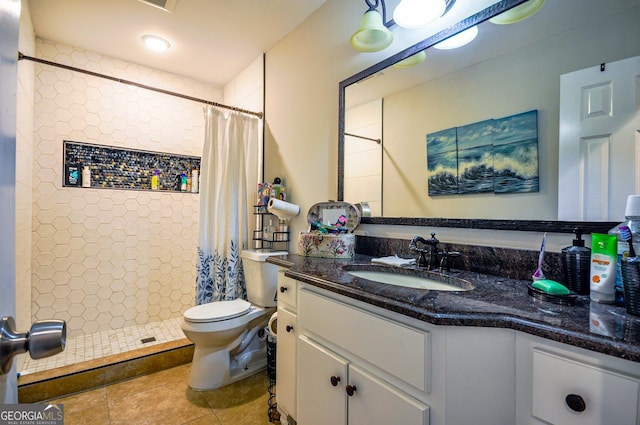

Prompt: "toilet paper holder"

[0,316,67,375]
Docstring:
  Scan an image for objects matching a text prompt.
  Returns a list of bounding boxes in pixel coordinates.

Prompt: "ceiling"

[27,0,326,87]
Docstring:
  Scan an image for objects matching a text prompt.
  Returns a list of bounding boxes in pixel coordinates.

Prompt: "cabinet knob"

[346,384,357,397]
[286,325,294,333]
[280,286,288,293]
[330,376,341,387]
[565,394,586,412]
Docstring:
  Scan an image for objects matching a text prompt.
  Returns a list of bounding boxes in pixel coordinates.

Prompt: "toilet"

[181,249,287,390]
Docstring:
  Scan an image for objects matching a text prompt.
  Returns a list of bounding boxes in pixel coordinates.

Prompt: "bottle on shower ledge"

[81,166,91,188]
[180,172,187,192]
[151,169,159,190]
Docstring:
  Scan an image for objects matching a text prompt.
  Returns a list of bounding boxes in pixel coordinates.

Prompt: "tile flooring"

[21,318,185,374]
[49,363,274,425]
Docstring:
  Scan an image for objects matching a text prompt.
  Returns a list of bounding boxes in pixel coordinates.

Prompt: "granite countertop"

[268,254,640,363]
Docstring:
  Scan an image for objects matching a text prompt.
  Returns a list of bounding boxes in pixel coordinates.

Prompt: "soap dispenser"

[561,228,591,295]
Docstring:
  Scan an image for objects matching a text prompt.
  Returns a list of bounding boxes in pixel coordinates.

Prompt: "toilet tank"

[240,250,288,307]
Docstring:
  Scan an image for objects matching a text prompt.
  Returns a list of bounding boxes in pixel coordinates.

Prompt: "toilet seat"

[184,299,252,323]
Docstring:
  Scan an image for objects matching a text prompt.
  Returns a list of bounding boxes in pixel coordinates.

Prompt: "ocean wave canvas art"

[457,119,495,194]
[427,127,458,195]
[493,110,539,193]
[426,109,538,197]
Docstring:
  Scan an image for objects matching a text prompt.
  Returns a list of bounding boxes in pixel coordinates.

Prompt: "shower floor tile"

[21,317,185,375]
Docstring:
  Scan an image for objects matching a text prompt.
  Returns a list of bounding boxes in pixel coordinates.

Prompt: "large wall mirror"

[338,0,640,233]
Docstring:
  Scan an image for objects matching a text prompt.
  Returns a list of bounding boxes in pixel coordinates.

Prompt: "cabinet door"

[297,336,348,425]
[276,308,297,418]
[348,364,429,425]
[531,350,640,425]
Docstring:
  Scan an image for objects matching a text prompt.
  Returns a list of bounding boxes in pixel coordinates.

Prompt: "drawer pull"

[330,376,341,387]
[565,394,586,412]
[280,286,288,293]
[286,325,294,333]
[346,384,357,397]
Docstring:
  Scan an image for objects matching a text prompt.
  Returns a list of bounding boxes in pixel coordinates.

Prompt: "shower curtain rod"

[18,52,264,119]
[344,132,381,144]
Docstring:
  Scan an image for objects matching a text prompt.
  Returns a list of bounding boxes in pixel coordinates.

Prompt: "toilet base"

[187,325,269,391]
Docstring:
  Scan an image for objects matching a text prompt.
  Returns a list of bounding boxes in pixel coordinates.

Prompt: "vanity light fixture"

[392,50,427,68]
[351,0,393,52]
[489,0,545,25]
[141,34,171,52]
[433,25,478,50]
[393,0,445,29]
[351,0,456,52]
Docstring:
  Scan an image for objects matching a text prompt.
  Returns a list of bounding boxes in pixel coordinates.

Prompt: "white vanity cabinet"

[286,276,640,425]
[297,287,430,425]
[276,272,298,422]
[516,333,640,425]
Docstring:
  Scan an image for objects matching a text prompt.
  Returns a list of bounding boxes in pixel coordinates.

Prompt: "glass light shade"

[433,26,478,50]
[489,0,545,25]
[351,10,393,52]
[142,35,170,52]
[392,51,427,69]
[393,0,446,28]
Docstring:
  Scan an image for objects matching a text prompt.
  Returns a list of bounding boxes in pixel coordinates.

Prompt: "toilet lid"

[184,299,251,323]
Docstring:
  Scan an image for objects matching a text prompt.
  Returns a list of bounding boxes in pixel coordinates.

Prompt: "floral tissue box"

[298,201,360,258]
[298,233,355,258]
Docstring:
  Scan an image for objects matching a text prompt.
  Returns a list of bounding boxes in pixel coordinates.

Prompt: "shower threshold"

[17,318,193,402]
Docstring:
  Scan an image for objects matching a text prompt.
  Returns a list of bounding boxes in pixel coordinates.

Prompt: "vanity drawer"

[531,349,640,425]
[278,272,298,310]
[299,288,430,393]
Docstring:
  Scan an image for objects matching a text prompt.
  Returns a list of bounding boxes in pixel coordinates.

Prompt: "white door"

[558,55,640,221]
[0,0,20,403]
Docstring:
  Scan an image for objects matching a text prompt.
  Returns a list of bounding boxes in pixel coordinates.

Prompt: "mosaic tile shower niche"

[63,140,201,192]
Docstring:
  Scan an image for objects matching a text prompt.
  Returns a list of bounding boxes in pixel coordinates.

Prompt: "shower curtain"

[196,106,261,305]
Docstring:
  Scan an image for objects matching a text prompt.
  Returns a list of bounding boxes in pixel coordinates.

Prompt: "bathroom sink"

[344,265,474,291]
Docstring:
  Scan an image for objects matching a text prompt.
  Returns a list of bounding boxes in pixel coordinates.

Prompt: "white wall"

[264,0,516,252]
[264,0,637,251]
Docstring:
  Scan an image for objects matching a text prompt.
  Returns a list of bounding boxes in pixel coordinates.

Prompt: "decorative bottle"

[561,228,591,295]
[81,166,91,188]
[151,170,159,190]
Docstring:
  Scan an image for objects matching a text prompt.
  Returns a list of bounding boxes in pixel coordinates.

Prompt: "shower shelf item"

[253,205,289,251]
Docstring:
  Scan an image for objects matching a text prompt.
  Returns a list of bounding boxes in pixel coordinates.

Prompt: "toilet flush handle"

[0,316,66,375]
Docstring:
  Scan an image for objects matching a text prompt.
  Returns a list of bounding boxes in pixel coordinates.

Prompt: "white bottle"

[191,169,199,193]
[82,166,91,188]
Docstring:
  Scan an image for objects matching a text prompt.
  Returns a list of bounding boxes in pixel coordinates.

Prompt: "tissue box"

[299,232,356,258]
[298,201,360,258]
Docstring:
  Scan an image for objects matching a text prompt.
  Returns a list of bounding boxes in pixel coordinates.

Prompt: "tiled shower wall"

[31,39,223,338]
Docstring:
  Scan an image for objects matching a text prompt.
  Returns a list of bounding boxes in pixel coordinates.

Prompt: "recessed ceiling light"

[142,35,171,52]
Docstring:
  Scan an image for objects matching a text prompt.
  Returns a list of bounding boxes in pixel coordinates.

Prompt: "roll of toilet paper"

[268,312,278,335]
[267,198,300,220]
